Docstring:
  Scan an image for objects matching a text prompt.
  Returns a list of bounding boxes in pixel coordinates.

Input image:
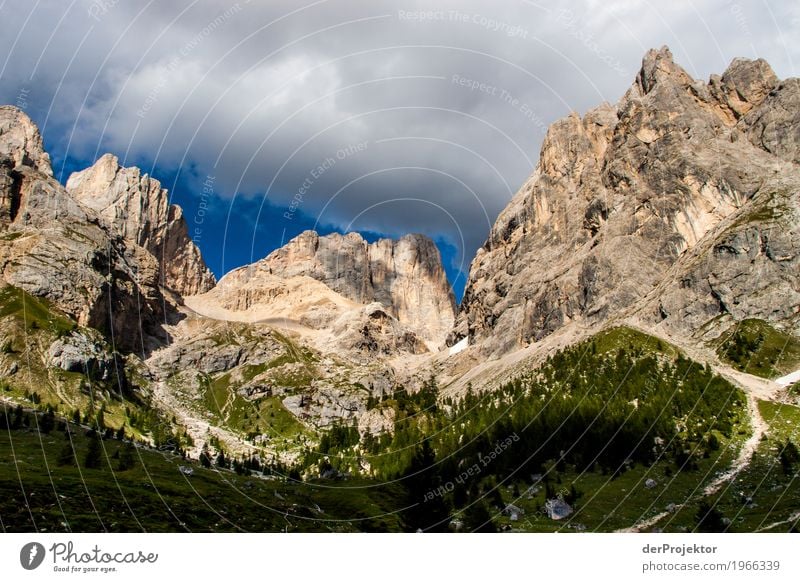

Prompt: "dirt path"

[704,392,765,496]
[756,511,800,532]
[620,392,766,532]
[617,320,786,531]
[618,509,677,533]
[775,370,800,387]
[217,384,236,420]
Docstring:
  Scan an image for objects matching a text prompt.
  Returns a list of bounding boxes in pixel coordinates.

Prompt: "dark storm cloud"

[1,0,798,277]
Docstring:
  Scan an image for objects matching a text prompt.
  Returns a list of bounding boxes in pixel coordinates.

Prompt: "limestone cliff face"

[215,230,456,349]
[0,107,165,352]
[453,47,800,355]
[66,154,215,296]
[639,185,800,341]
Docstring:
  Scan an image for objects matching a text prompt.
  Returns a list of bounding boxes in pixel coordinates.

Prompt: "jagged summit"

[0,107,166,351]
[634,45,695,94]
[0,105,52,176]
[198,228,457,350]
[66,153,216,296]
[716,57,779,113]
[0,107,218,351]
[452,47,800,355]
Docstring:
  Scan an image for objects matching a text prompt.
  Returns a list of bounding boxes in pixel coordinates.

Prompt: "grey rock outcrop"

[328,303,428,357]
[743,78,800,165]
[66,153,215,296]
[452,47,800,355]
[146,320,287,376]
[48,330,118,380]
[639,185,800,339]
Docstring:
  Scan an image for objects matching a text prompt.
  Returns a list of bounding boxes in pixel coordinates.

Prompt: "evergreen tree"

[695,500,726,532]
[84,432,103,469]
[462,501,497,533]
[199,443,212,468]
[39,410,55,434]
[57,431,76,467]
[117,442,136,471]
[95,406,106,431]
[11,404,24,429]
[780,440,800,475]
[402,440,450,532]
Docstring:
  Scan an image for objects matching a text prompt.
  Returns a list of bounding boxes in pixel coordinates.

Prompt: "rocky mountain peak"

[216,229,456,349]
[721,57,778,104]
[0,111,168,352]
[0,106,52,176]
[66,153,169,246]
[635,46,694,95]
[453,47,800,356]
[66,153,215,296]
[741,77,800,165]
[705,57,780,123]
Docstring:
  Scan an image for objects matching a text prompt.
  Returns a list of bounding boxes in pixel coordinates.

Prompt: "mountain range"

[1,47,799,533]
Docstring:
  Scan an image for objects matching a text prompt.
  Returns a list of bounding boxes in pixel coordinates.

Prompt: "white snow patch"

[449,337,469,357]
[775,370,800,387]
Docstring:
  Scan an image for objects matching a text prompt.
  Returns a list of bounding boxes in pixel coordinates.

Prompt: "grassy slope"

[592,326,680,358]
[195,346,314,448]
[499,329,798,532]
[0,284,182,445]
[0,412,405,532]
[714,319,800,379]
[4,310,797,532]
[656,401,800,533]
[489,327,751,531]
[0,286,76,336]
[307,326,763,532]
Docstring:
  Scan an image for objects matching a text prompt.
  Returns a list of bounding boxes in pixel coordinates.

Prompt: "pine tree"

[403,440,450,532]
[58,431,76,467]
[95,406,106,431]
[117,442,136,471]
[11,404,24,429]
[84,433,103,469]
[39,410,55,434]
[780,440,800,475]
[695,500,726,532]
[462,501,497,533]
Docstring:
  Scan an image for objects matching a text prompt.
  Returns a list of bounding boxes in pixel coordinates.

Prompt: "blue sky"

[50,144,470,300]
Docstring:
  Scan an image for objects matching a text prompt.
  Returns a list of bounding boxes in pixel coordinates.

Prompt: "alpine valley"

[2,48,799,533]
